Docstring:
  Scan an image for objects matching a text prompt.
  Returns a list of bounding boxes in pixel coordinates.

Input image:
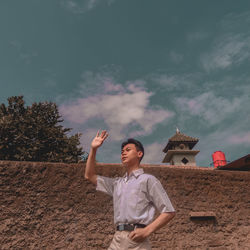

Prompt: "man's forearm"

[84,147,97,185]
[145,212,175,235]
[129,212,175,242]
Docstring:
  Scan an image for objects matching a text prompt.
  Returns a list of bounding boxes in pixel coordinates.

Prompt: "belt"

[116,223,146,231]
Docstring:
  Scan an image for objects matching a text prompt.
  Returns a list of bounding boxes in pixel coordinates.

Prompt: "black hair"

[121,138,144,162]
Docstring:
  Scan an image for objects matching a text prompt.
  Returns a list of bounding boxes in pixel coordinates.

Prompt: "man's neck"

[126,164,140,176]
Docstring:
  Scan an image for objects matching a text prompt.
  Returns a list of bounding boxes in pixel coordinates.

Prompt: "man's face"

[121,143,143,166]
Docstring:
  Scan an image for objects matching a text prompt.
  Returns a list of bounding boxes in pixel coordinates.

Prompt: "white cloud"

[78,70,124,96]
[150,73,197,90]
[169,51,183,64]
[60,72,174,141]
[220,12,250,32]
[61,0,99,13]
[201,12,250,72]
[196,125,250,165]
[195,129,232,165]
[79,127,101,150]
[173,79,250,165]
[61,0,117,13]
[126,80,146,93]
[152,75,177,87]
[201,34,250,71]
[142,142,166,164]
[228,132,250,145]
[103,81,124,93]
[175,91,242,125]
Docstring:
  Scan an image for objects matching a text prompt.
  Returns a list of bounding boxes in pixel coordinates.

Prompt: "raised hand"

[91,130,109,149]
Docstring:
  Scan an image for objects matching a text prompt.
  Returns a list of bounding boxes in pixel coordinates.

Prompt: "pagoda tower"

[162,128,199,166]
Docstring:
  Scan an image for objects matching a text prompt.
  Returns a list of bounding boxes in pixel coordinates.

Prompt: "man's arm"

[130,177,176,242]
[84,130,108,185]
[129,212,175,242]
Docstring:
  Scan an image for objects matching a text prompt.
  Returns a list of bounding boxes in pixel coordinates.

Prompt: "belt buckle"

[128,224,134,231]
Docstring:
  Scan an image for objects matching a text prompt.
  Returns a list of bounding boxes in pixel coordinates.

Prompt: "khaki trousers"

[108,231,151,250]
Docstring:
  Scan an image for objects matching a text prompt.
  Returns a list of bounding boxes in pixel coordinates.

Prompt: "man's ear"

[138,151,143,158]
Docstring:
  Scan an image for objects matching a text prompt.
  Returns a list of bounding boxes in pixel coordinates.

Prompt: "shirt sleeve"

[148,177,175,213]
[96,175,115,196]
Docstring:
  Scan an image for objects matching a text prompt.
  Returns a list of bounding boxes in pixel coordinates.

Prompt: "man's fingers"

[96,130,106,138]
[128,229,146,242]
[100,130,108,138]
[100,130,105,138]
[129,231,134,238]
[103,132,108,140]
[96,130,100,137]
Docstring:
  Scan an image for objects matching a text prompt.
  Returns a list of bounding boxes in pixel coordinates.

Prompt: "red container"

[212,151,227,168]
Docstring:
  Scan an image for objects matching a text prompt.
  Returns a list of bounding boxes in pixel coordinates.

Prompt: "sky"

[0,0,250,166]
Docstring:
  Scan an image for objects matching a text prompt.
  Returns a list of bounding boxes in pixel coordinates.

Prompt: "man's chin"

[121,161,128,167]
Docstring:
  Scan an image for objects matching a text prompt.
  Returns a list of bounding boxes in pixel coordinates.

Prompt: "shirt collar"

[124,168,144,180]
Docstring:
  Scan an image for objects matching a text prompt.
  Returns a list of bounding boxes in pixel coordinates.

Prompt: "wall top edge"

[0,160,249,174]
[96,163,213,171]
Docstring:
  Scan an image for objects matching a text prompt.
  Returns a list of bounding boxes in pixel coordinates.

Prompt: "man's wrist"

[144,226,153,237]
[90,147,98,152]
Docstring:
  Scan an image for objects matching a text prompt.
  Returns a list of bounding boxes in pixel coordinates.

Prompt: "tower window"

[182,157,189,164]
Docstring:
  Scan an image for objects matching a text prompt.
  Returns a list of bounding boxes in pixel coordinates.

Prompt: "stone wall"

[1,161,250,249]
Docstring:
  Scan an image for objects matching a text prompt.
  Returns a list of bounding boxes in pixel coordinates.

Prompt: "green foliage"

[0,96,85,163]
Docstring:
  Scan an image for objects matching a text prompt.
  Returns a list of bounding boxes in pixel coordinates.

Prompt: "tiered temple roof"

[163,129,199,153]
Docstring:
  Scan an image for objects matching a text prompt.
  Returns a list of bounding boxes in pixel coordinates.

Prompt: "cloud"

[10,40,38,64]
[61,0,117,13]
[228,132,250,145]
[196,124,250,165]
[195,129,232,165]
[10,40,22,50]
[187,31,209,43]
[61,0,99,13]
[169,51,183,64]
[77,70,125,97]
[200,12,250,72]
[220,12,250,32]
[173,77,250,165]
[142,142,166,164]
[103,81,124,93]
[175,91,242,125]
[201,34,250,71]
[79,127,101,150]
[60,72,174,141]
[149,73,198,91]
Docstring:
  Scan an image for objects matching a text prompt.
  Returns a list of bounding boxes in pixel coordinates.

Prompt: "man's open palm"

[91,130,108,149]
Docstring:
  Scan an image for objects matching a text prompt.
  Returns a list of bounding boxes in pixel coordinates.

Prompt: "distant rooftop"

[163,128,199,153]
[169,130,198,142]
[217,154,250,171]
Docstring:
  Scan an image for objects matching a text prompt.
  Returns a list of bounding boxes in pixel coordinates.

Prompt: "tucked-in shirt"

[96,168,175,225]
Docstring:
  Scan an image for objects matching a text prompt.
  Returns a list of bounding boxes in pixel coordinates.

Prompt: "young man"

[85,130,175,250]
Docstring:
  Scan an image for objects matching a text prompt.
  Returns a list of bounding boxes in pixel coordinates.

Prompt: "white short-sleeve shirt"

[96,168,175,225]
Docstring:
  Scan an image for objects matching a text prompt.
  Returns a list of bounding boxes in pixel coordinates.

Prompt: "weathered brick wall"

[1,161,250,249]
